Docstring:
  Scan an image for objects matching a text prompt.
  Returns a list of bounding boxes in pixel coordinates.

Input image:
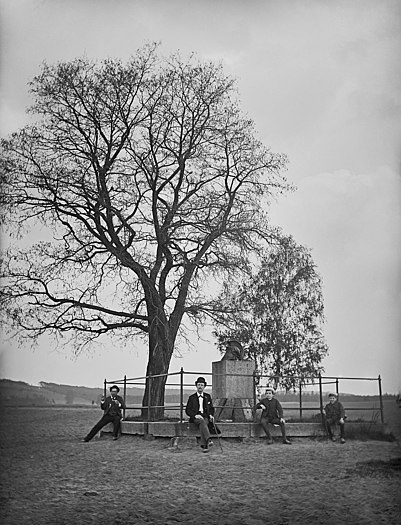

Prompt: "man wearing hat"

[185,377,215,453]
[323,393,346,443]
[82,385,126,442]
[255,387,291,444]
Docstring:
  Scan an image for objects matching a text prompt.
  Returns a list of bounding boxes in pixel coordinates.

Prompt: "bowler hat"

[110,385,120,392]
[195,377,207,385]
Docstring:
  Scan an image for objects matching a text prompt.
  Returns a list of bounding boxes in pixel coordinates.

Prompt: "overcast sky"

[1,0,400,395]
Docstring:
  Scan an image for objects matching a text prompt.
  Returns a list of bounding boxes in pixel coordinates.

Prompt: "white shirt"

[198,394,204,414]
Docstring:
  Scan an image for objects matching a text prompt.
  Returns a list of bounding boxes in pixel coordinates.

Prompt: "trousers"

[260,417,288,441]
[85,413,122,441]
[325,418,345,439]
[192,416,211,446]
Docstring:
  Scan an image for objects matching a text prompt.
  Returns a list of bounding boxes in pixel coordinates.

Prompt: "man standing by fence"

[82,385,125,442]
[186,377,215,453]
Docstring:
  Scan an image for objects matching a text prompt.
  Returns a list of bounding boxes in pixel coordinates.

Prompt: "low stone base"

[100,420,390,440]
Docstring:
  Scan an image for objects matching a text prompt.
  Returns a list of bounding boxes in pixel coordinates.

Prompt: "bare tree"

[0,44,290,418]
[213,235,328,391]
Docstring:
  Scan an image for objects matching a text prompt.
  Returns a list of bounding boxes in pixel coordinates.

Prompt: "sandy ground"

[0,407,400,525]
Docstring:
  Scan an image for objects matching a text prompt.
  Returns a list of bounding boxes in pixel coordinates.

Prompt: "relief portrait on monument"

[221,340,246,361]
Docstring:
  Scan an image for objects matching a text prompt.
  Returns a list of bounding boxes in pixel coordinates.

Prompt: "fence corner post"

[378,374,384,424]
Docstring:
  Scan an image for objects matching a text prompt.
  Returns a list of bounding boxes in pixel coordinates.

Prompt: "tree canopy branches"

[0,44,291,414]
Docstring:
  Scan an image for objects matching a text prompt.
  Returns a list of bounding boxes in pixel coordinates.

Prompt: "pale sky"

[1,0,400,395]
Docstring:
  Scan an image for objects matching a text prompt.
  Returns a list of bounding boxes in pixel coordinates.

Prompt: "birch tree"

[213,235,328,391]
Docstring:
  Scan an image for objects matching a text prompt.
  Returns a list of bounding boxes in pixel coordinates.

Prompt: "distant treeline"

[0,379,192,407]
[272,391,396,403]
[0,378,396,407]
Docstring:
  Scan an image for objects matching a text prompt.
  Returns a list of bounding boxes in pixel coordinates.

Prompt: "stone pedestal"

[212,360,256,422]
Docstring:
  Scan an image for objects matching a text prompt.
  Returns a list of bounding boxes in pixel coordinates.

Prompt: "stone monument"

[212,340,256,422]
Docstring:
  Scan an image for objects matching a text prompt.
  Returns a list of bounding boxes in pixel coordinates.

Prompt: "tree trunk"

[141,312,175,420]
[141,368,168,421]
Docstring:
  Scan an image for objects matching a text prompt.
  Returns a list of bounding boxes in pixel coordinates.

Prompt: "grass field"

[0,406,400,524]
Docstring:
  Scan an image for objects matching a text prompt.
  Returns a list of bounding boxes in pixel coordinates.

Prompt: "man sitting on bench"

[186,377,215,453]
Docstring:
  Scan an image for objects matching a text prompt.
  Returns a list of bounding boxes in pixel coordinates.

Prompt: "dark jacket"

[101,395,125,417]
[256,397,284,420]
[185,392,215,422]
[324,400,345,421]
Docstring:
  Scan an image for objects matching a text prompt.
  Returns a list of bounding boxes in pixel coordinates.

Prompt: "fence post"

[253,371,257,411]
[336,378,339,398]
[318,373,323,418]
[180,367,184,423]
[299,382,303,421]
[123,375,127,419]
[147,374,151,424]
[378,375,384,424]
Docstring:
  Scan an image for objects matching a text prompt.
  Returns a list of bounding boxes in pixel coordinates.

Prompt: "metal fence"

[104,369,385,424]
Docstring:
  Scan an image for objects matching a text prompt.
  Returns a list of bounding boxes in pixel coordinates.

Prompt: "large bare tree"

[0,44,289,418]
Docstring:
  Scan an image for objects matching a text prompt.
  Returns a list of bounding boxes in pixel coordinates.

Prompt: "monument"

[212,340,256,422]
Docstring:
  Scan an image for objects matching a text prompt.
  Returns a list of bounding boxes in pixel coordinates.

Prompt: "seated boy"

[323,393,346,443]
[255,387,291,444]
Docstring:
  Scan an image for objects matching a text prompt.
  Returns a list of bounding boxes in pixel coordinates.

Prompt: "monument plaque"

[212,360,255,399]
[212,357,256,422]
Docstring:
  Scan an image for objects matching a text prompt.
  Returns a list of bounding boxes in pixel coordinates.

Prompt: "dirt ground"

[0,407,400,525]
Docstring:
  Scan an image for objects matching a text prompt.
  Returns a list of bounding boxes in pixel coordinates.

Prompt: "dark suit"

[84,394,126,441]
[186,392,215,421]
[186,392,215,447]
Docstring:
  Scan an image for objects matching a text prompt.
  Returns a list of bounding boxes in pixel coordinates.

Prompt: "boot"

[265,431,273,444]
[261,420,273,444]
[280,423,291,444]
[340,423,345,443]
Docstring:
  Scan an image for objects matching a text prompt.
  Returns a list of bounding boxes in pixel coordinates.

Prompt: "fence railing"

[104,369,385,424]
